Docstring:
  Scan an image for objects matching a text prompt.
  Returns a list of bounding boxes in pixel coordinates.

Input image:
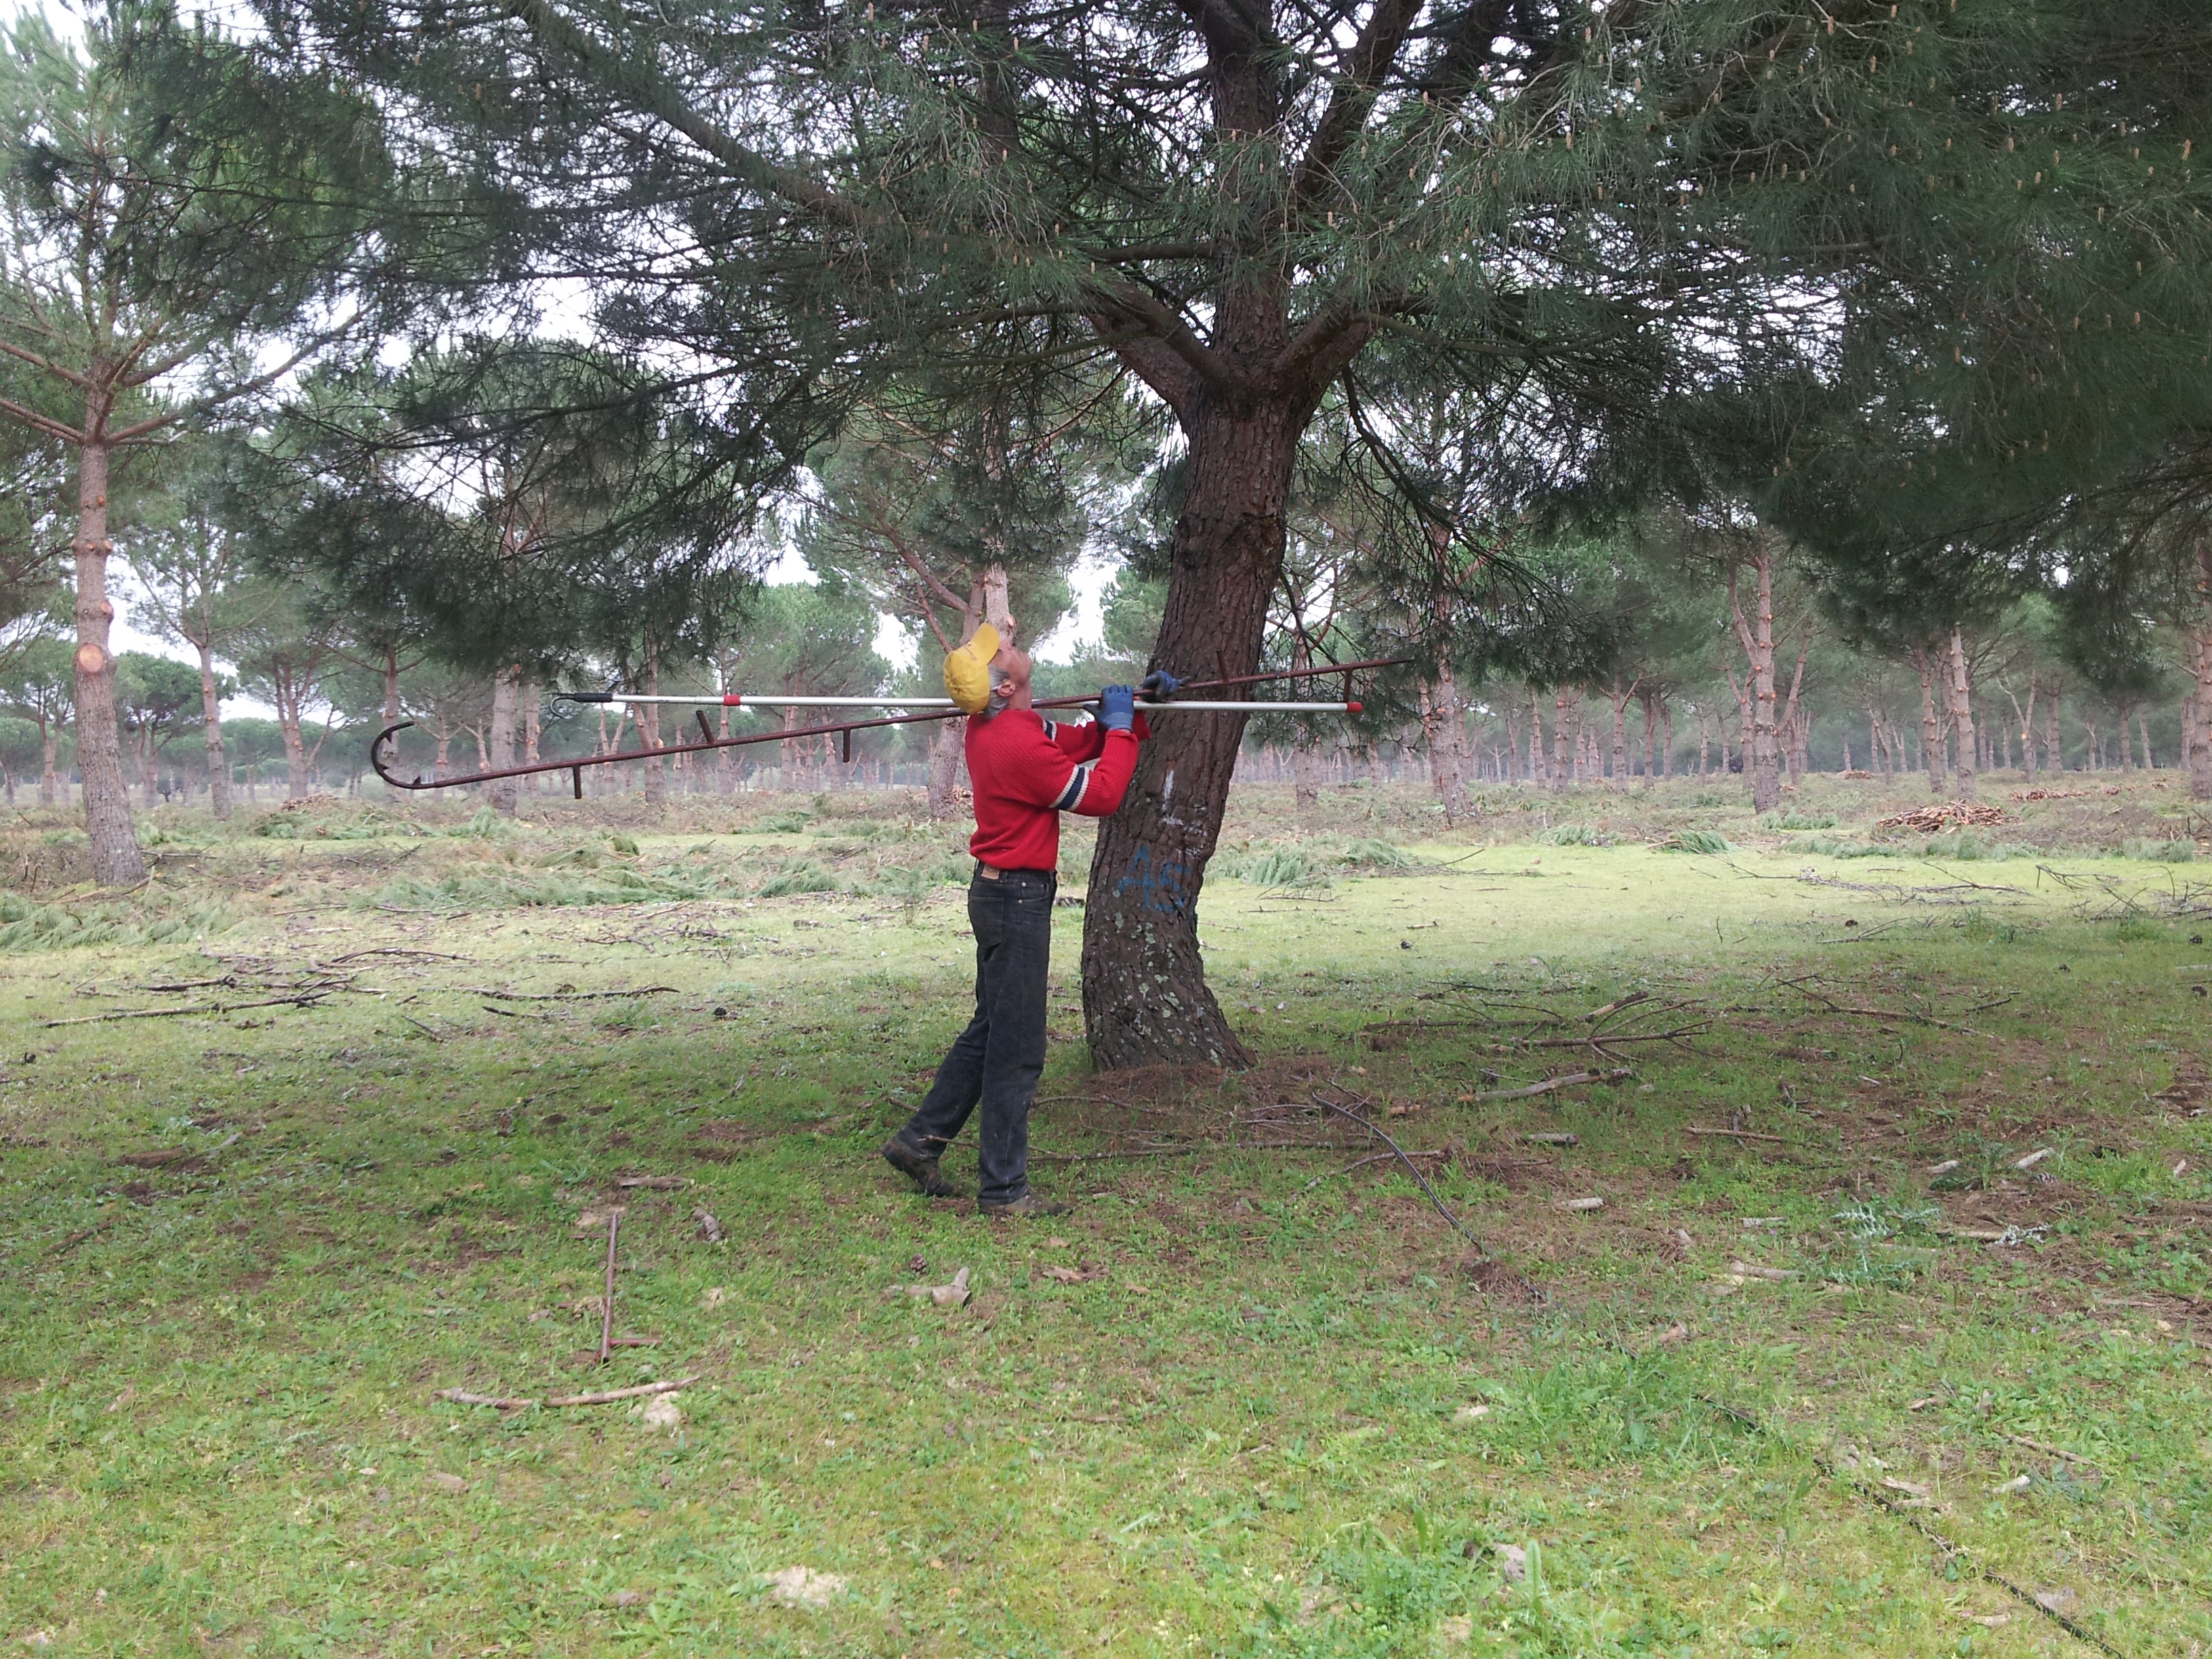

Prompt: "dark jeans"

[897,865,1055,1205]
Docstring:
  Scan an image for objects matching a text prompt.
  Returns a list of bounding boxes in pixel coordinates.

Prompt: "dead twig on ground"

[436,1375,700,1412]
[43,1218,114,1256]
[1784,981,1980,1032]
[464,985,680,1002]
[1311,1088,1492,1260]
[598,1211,621,1364]
[41,992,331,1027]
[1686,1126,1793,1145]
[1466,1069,1633,1102]
[1997,1431,2100,1470]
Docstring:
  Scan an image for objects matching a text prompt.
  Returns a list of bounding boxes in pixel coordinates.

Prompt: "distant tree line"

[0,0,2203,1061]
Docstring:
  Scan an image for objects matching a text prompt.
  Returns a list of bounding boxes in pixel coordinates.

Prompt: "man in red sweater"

[882,622,1166,1216]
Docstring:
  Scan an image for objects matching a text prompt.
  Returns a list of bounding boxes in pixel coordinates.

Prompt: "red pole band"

[722,693,743,706]
[1347,701,1363,714]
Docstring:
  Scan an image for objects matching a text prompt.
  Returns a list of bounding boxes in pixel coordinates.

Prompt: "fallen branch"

[1521,1026,1706,1051]
[435,1374,702,1412]
[327,947,470,964]
[598,1210,621,1364]
[464,985,680,1002]
[1338,1147,1451,1175]
[546,1376,699,1408]
[1686,1126,1791,1145]
[1783,984,1978,1032]
[1998,1431,2100,1469]
[41,992,328,1027]
[43,1218,114,1256]
[1312,1088,1492,1259]
[1466,1069,1633,1102]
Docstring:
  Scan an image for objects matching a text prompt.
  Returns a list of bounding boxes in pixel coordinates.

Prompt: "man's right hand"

[1099,684,1135,732]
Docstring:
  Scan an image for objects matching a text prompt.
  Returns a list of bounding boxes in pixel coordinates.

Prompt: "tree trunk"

[1607,676,1632,789]
[488,663,522,815]
[1779,642,1807,787]
[926,717,966,818]
[521,674,540,793]
[1911,648,1947,795]
[1728,547,1781,813]
[1082,405,1298,1071]
[195,640,230,821]
[279,696,310,800]
[70,441,142,884]
[39,721,56,806]
[1942,628,1977,802]
[1551,690,1572,790]
[1528,687,1546,782]
[1423,666,1469,825]
[2139,712,2154,771]
[1289,636,1320,808]
[382,644,401,724]
[639,651,667,804]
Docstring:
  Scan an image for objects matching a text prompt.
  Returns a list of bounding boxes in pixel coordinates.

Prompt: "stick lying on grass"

[435,1376,700,1410]
[1465,1069,1633,1101]
[41,991,330,1027]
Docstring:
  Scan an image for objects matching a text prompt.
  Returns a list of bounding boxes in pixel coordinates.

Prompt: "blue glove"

[1139,669,1180,701]
[1099,684,1135,733]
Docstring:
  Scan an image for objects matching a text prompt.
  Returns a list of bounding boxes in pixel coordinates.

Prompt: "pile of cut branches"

[1877,802,2005,833]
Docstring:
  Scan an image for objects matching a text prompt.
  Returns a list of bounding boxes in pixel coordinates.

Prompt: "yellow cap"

[943,622,1001,714]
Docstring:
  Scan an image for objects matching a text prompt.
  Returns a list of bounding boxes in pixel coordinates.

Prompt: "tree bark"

[278,695,310,799]
[1779,642,1808,787]
[1607,674,1633,789]
[39,720,56,806]
[1422,665,1469,824]
[639,650,667,804]
[1910,648,1947,795]
[522,674,540,793]
[71,441,143,883]
[1727,547,1780,813]
[1551,690,1572,790]
[195,640,230,821]
[1943,628,1978,802]
[488,663,522,815]
[1289,635,1320,808]
[926,717,965,818]
[2192,539,2212,801]
[1082,404,1300,1071]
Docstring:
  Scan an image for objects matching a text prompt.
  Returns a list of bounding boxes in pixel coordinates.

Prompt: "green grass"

[3,778,2211,1656]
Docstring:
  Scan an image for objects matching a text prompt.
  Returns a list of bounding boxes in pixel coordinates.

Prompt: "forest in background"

[0,0,2208,1059]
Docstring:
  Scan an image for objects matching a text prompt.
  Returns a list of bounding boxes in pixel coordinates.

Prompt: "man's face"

[991,638,1033,703]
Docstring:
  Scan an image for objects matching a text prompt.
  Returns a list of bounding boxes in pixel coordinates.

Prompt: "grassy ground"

[3,774,2210,1658]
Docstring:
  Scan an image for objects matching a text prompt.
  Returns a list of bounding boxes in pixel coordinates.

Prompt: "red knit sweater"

[966,708,1147,872]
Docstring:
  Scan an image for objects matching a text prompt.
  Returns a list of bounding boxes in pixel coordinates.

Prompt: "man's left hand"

[1099,684,1136,731]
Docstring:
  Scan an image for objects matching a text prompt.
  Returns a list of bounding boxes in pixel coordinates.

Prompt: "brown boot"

[882,1136,964,1198]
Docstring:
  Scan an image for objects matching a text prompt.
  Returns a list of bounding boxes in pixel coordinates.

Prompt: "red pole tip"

[1347,699,1363,714]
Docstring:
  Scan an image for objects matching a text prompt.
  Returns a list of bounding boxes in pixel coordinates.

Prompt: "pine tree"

[262,0,2203,1061]
[0,5,405,880]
